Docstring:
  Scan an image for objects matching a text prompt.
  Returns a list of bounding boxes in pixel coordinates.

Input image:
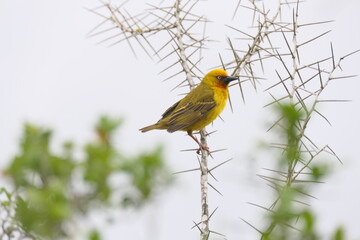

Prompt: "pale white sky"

[1,0,360,239]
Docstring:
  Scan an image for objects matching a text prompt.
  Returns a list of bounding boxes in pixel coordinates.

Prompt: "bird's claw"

[196,144,210,155]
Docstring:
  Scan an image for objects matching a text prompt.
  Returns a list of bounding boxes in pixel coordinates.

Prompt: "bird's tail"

[139,124,159,133]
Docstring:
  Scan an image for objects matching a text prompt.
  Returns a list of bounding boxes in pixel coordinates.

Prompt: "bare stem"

[199,129,210,239]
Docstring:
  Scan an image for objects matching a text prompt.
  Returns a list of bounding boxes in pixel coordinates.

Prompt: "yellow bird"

[140,69,238,153]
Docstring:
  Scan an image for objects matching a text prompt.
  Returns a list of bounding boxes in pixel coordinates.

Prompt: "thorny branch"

[173,0,210,238]
[174,0,196,88]
[227,0,358,238]
[89,0,211,239]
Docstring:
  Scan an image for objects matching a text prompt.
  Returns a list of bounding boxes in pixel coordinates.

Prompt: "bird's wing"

[166,96,216,133]
[161,100,181,119]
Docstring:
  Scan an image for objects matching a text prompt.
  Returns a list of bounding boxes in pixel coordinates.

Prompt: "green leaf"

[89,230,102,240]
[15,181,71,238]
[95,116,123,145]
[311,163,330,181]
[0,187,12,200]
[276,103,304,165]
[302,210,314,231]
[332,226,345,240]
[121,146,171,205]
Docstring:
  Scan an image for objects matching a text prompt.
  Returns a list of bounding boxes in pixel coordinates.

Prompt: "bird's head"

[202,69,238,88]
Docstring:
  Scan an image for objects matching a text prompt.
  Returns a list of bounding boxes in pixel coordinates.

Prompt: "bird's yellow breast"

[186,86,228,131]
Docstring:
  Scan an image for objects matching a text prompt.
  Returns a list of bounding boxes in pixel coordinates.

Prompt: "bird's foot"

[196,144,210,155]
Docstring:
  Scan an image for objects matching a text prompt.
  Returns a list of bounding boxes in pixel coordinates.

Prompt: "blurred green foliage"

[332,227,345,240]
[1,116,171,239]
[277,104,303,166]
[258,103,346,240]
[88,229,102,240]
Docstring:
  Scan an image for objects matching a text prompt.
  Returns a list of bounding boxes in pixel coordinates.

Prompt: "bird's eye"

[216,76,222,80]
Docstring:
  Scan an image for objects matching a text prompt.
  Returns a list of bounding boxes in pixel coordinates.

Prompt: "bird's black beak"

[224,76,238,84]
